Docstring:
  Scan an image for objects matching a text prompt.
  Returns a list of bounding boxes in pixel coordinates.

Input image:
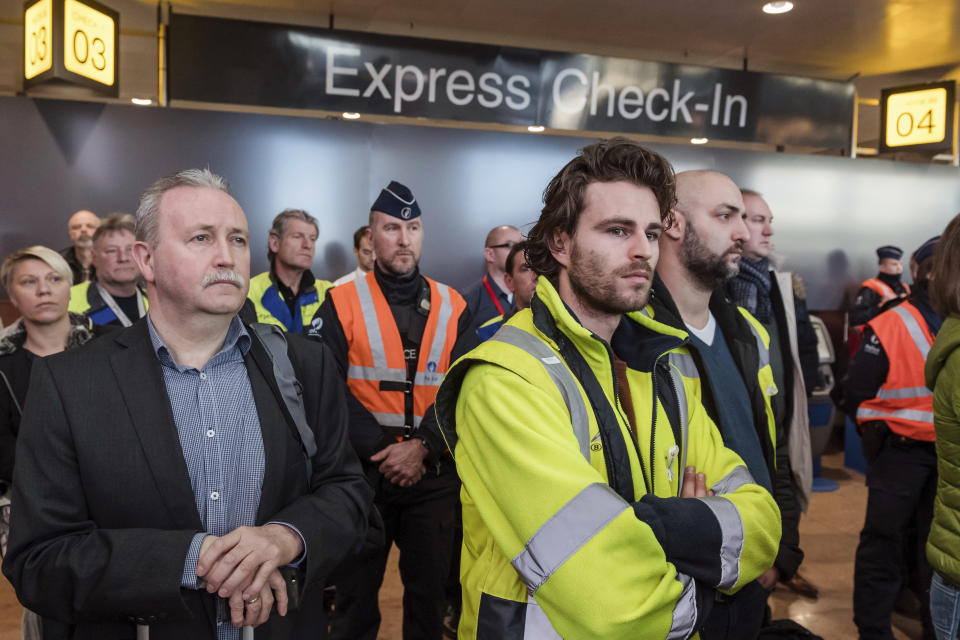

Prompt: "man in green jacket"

[436,138,781,639]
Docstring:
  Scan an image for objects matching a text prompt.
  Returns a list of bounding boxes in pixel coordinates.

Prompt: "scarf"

[729,257,773,323]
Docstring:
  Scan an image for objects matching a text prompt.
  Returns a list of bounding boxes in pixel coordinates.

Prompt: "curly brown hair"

[525,137,676,284]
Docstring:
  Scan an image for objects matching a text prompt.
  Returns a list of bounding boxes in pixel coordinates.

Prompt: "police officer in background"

[842,237,942,640]
[310,181,473,640]
[850,245,911,327]
[248,209,332,332]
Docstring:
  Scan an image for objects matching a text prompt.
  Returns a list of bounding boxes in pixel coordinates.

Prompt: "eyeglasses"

[487,242,517,250]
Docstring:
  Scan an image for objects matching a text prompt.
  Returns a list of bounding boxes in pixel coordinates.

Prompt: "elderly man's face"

[92,230,139,288]
[136,186,250,317]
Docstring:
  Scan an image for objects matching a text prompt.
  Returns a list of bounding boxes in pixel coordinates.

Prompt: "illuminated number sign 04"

[880,82,955,153]
[22,0,118,95]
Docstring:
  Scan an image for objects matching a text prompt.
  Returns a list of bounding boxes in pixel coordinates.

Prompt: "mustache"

[615,261,653,278]
[201,269,246,288]
[724,240,745,256]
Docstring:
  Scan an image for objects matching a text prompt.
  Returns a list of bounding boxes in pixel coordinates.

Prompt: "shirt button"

[206,429,215,438]
[210,491,220,501]
[199,372,207,380]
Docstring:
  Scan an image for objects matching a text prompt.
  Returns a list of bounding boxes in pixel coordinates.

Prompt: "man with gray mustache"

[647,170,802,639]
[3,168,373,640]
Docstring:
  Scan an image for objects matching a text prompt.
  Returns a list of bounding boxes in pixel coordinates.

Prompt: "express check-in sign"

[880,82,955,153]
[23,0,118,96]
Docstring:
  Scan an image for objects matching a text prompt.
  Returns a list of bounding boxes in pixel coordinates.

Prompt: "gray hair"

[268,209,318,264]
[136,168,229,246]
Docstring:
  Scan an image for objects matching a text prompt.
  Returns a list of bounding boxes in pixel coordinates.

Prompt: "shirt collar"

[147,313,251,371]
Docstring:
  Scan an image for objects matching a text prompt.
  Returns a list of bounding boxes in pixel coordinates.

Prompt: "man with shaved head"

[461,225,523,334]
[648,170,801,639]
[60,209,101,283]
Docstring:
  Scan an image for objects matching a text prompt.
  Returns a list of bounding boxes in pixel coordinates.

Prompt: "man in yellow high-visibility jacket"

[436,138,781,639]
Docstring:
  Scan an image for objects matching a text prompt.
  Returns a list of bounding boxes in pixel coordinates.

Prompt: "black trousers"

[700,580,770,640]
[853,431,937,640]
[329,467,458,640]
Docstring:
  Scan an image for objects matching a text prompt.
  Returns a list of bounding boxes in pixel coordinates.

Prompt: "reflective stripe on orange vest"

[331,271,466,431]
[856,303,935,441]
[861,277,910,299]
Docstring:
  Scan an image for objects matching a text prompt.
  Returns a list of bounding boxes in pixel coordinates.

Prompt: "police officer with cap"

[850,245,912,326]
[841,236,942,639]
[310,180,474,640]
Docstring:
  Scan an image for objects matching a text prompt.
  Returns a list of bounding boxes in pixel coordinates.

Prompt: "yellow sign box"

[884,87,949,147]
[24,0,53,80]
[63,0,115,86]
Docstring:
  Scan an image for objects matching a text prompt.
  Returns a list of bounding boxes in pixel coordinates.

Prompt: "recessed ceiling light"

[342,112,361,119]
[130,98,152,106]
[762,1,794,14]
[690,137,709,145]
[527,125,545,133]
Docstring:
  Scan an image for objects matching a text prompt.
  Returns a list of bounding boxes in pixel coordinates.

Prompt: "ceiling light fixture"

[690,137,709,145]
[342,112,361,119]
[527,125,545,133]
[762,1,794,14]
[130,98,152,106]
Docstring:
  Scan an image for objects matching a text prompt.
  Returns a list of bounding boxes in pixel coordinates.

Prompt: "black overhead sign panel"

[169,14,854,149]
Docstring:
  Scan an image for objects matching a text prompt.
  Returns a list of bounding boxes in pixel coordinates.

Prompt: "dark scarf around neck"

[729,257,773,323]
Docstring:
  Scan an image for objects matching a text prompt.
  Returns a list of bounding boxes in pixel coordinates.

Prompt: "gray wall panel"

[2,95,958,309]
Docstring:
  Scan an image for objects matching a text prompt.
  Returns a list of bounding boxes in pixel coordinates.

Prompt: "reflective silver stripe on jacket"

[666,355,693,490]
[710,465,756,496]
[369,412,424,428]
[354,274,390,369]
[424,284,454,374]
[667,572,700,640]
[491,325,592,462]
[875,386,934,400]
[696,496,744,590]
[856,407,934,423]
[347,364,407,382]
[893,305,933,360]
[745,319,770,370]
[512,483,628,593]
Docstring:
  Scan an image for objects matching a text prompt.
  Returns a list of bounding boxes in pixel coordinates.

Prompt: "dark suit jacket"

[1,319,373,639]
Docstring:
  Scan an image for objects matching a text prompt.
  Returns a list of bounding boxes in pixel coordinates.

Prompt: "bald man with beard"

[60,210,100,283]
[647,171,801,639]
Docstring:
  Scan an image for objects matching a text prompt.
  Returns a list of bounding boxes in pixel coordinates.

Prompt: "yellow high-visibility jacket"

[247,270,332,333]
[435,277,781,639]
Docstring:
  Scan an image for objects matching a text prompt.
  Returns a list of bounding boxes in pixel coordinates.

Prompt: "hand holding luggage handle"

[136,624,254,639]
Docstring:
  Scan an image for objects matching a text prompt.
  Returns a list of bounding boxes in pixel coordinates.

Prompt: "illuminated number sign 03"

[22,0,118,95]
[880,82,955,153]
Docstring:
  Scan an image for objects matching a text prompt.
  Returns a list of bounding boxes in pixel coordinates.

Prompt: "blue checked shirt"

[148,315,297,639]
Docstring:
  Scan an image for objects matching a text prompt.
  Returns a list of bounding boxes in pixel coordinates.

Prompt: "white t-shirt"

[684,311,717,346]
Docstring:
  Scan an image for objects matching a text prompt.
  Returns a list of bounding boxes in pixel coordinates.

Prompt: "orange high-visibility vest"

[856,302,935,441]
[330,271,466,431]
[861,277,910,299]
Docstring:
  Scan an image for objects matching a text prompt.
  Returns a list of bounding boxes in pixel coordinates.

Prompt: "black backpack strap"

[249,323,317,478]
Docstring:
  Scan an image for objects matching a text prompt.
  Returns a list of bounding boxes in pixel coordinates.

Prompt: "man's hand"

[228,568,289,628]
[197,524,303,600]
[679,466,715,498]
[371,439,427,487]
[757,566,779,590]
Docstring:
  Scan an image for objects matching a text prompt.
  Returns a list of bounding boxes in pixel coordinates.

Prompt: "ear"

[132,241,156,284]
[267,234,281,255]
[550,229,571,269]
[483,247,495,264]
[664,208,685,241]
[503,271,516,294]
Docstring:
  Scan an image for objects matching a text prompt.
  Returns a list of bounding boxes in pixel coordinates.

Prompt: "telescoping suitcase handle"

[136,624,254,639]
